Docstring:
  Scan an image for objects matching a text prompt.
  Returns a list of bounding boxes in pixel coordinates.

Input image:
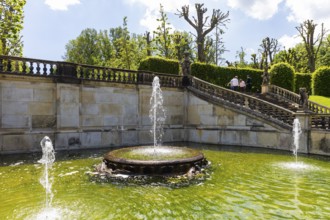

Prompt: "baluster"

[14,60,19,73]
[36,62,41,75]
[244,97,249,108]
[7,59,12,72]
[22,61,27,73]
[43,63,47,75]
[29,61,34,74]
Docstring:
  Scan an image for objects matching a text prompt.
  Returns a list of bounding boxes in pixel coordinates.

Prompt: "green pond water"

[0,145,330,219]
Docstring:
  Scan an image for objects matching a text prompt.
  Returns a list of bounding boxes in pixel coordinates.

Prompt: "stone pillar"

[295,111,311,154]
[261,85,269,94]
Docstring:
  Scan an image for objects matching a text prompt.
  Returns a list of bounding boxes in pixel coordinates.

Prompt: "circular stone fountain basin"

[103,146,206,175]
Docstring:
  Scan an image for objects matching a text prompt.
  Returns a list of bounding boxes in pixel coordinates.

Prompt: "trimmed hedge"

[294,73,312,94]
[138,56,179,75]
[191,62,263,92]
[269,62,294,91]
[312,66,330,96]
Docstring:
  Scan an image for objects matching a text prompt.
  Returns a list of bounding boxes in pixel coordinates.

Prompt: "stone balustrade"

[311,114,330,130]
[269,84,330,114]
[189,77,295,126]
[0,55,182,88]
[2,55,330,132]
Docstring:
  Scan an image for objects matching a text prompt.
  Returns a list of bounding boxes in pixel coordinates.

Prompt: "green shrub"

[138,56,179,75]
[269,62,294,91]
[312,66,330,96]
[191,62,263,92]
[294,73,312,94]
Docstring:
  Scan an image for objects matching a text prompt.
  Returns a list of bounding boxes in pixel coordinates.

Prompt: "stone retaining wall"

[1,74,329,156]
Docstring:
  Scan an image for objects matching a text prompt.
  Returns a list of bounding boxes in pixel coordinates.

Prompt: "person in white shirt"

[229,76,239,91]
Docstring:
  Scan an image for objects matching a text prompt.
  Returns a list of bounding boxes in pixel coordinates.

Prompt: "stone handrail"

[0,55,182,87]
[269,84,330,114]
[311,114,330,130]
[189,77,295,127]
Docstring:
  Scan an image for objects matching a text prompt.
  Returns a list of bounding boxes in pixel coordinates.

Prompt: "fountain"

[36,136,60,219]
[103,76,207,176]
[292,118,302,162]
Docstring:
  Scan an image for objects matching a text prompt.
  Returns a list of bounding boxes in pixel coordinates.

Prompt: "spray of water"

[292,118,302,162]
[38,136,55,211]
[149,76,166,150]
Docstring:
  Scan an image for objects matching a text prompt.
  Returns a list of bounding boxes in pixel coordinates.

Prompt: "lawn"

[309,95,330,107]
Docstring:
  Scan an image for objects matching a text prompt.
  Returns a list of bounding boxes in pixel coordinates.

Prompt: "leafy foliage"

[269,62,294,91]
[294,73,311,94]
[273,44,308,73]
[64,18,147,70]
[312,66,330,96]
[0,0,26,56]
[191,62,262,92]
[138,56,179,75]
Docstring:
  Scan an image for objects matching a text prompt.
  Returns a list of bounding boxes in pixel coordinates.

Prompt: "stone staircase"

[251,93,299,112]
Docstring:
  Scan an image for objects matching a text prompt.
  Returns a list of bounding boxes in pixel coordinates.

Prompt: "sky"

[22,0,330,65]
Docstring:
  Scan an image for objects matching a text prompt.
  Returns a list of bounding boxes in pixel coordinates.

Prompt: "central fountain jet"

[103,76,207,176]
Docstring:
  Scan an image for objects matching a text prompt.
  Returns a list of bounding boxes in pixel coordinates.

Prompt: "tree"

[153,4,172,58]
[63,28,100,65]
[0,0,26,56]
[171,31,193,61]
[250,53,260,69]
[296,20,327,72]
[259,37,280,67]
[317,34,330,67]
[214,25,226,65]
[236,47,247,67]
[273,44,308,73]
[177,3,229,62]
[144,31,152,56]
[115,17,136,69]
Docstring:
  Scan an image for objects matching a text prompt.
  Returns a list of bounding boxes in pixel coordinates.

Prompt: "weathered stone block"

[60,87,79,103]
[32,115,56,128]
[59,115,79,128]
[2,115,29,128]
[81,104,99,115]
[220,130,240,145]
[101,131,121,147]
[103,116,120,126]
[34,88,54,101]
[122,131,138,146]
[81,132,102,148]
[257,132,278,148]
[29,102,55,115]
[100,104,122,115]
[2,135,34,152]
[82,116,103,127]
[2,87,33,101]
[2,101,28,114]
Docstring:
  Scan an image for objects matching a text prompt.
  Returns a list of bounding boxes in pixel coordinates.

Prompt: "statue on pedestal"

[262,65,270,86]
[299,88,309,110]
[181,51,191,86]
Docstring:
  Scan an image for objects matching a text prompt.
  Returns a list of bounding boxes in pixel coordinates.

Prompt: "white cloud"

[278,34,301,49]
[44,0,80,11]
[226,0,283,20]
[285,0,330,28]
[124,0,190,31]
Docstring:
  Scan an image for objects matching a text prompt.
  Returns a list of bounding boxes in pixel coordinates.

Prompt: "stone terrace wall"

[1,73,328,155]
[184,93,293,151]
[0,74,185,153]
